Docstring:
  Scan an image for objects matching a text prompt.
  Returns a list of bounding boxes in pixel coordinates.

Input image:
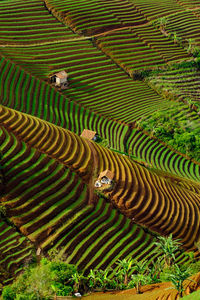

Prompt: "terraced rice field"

[1,103,200,183]
[0,56,129,152]
[95,28,190,75]
[0,0,76,46]
[164,10,200,45]
[0,105,94,180]
[46,0,185,28]
[129,0,184,20]
[127,128,200,182]
[0,55,199,182]
[177,0,200,8]
[133,24,193,61]
[1,0,200,289]
[0,2,194,127]
[0,43,173,125]
[44,0,148,35]
[147,66,200,107]
[0,218,33,285]
[1,105,200,255]
[90,141,200,252]
[0,122,168,274]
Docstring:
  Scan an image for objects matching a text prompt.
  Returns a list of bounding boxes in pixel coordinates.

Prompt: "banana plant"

[116,257,133,285]
[130,274,149,294]
[69,271,85,293]
[167,264,194,297]
[153,234,182,267]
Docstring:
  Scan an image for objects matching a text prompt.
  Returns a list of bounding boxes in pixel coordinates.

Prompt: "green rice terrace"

[0,0,200,299]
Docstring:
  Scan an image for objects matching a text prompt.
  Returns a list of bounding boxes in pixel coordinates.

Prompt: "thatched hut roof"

[51,70,68,79]
[80,129,97,140]
[98,170,114,180]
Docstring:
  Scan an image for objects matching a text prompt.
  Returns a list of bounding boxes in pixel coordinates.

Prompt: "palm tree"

[154,234,182,267]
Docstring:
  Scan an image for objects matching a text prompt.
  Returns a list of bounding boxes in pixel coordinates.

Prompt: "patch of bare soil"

[83,282,173,300]
[83,277,200,300]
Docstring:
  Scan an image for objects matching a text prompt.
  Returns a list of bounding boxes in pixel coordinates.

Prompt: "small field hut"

[98,170,114,184]
[80,129,98,141]
[50,71,68,89]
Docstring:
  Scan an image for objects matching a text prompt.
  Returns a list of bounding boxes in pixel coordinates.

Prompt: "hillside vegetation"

[0,0,200,299]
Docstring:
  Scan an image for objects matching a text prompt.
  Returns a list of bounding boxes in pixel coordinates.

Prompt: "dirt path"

[83,282,174,300]
[82,280,199,299]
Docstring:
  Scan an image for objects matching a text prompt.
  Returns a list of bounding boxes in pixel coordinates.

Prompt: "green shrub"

[12,263,53,299]
[52,283,73,296]
[137,106,200,162]
[15,294,36,300]
[160,266,175,282]
[187,261,200,275]
[105,279,117,290]
[2,286,16,300]
[2,257,79,299]
[41,257,77,284]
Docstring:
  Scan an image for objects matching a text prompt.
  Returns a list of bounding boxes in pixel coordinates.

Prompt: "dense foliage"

[137,105,200,162]
[2,258,77,299]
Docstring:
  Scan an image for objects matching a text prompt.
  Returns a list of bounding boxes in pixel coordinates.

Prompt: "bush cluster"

[2,258,77,300]
[137,105,200,162]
